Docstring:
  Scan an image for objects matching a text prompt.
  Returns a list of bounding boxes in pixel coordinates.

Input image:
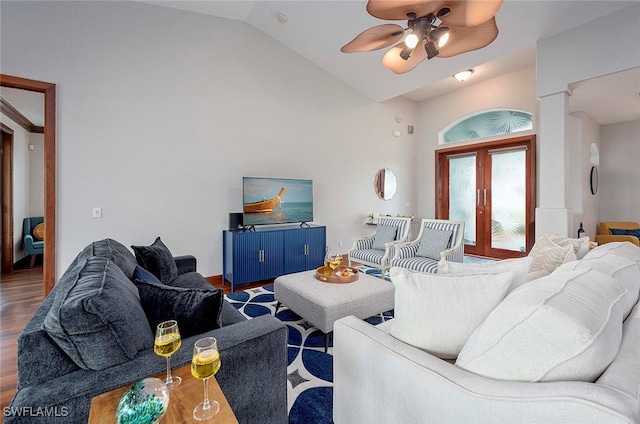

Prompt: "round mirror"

[590,166,598,195]
[374,168,397,200]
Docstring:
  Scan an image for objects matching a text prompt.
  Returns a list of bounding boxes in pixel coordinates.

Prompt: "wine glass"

[329,254,343,272]
[154,320,182,391]
[191,337,221,421]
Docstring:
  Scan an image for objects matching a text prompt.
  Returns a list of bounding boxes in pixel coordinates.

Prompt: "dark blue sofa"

[6,239,288,423]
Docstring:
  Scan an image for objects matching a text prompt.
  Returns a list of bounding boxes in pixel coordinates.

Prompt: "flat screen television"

[242,177,313,226]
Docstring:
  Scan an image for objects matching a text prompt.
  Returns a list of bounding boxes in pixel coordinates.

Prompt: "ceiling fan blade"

[439,0,504,27]
[341,24,406,53]
[366,0,446,20]
[436,17,498,58]
[382,41,427,74]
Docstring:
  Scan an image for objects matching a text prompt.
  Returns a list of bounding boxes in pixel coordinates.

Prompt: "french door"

[436,135,536,259]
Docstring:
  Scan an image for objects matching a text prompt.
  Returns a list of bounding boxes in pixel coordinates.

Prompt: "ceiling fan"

[341,0,504,74]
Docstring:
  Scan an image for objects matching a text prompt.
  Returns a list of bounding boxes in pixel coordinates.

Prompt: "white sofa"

[334,242,640,424]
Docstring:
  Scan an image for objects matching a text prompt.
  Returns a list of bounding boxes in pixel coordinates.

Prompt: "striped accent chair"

[349,216,413,277]
[391,219,465,274]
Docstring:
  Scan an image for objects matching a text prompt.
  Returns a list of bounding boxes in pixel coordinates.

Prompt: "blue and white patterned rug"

[225,259,491,423]
[224,266,393,424]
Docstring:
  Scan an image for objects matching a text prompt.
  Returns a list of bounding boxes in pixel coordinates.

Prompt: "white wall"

[0,113,30,262]
[535,3,640,237]
[537,4,640,98]
[416,66,538,219]
[568,112,601,239]
[599,120,640,222]
[29,133,44,216]
[0,1,418,278]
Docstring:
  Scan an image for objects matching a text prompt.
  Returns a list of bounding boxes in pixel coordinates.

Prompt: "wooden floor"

[0,267,45,411]
[0,267,271,411]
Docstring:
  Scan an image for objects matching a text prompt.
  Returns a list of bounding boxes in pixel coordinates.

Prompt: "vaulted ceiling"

[3,1,639,126]
[140,1,638,105]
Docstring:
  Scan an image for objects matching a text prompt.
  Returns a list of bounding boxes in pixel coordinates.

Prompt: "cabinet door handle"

[304,244,309,255]
[484,189,487,206]
[259,249,264,262]
[477,189,480,206]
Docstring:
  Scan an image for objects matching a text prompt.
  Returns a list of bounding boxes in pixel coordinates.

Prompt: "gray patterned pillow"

[416,228,453,260]
[372,225,398,250]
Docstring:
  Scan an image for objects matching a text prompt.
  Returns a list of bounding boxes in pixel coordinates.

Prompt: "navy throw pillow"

[610,228,640,239]
[136,280,224,339]
[131,237,178,284]
[133,265,163,285]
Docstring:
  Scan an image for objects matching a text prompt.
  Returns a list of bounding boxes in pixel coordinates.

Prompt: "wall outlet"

[93,207,102,218]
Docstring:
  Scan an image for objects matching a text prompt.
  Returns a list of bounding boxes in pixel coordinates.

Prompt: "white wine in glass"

[154,320,182,391]
[191,337,221,421]
[329,255,343,271]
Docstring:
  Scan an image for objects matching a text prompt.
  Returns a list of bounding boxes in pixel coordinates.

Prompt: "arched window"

[440,109,533,145]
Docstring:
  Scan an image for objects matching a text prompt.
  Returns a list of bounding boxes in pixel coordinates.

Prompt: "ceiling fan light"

[399,45,413,60]
[404,33,419,49]
[437,29,449,47]
[425,41,439,59]
[454,69,473,82]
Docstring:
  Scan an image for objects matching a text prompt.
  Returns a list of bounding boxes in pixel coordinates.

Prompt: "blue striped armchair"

[348,216,413,277]
[391,219,465,273]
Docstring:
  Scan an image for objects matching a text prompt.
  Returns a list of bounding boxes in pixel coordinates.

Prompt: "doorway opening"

[0,75,56,295]
[1,124,13,273]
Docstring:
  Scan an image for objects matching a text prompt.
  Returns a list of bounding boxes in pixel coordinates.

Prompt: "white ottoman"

[274,270,395,351]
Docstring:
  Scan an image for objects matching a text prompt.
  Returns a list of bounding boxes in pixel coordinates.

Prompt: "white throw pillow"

[556,249,640,319]
[456,268,626,382]
[527,269,550,282]
[549,233,591,259]
[437,256,533,292]
[528,235,577,273]
[388,267,514,359]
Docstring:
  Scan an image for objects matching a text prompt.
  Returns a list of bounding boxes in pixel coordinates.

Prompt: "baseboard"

[205,275,223,287]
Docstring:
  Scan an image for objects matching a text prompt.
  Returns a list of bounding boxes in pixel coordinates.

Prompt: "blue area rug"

[225,280,393,424]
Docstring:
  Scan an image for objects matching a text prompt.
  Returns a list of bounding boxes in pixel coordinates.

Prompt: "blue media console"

[223,224,326,292]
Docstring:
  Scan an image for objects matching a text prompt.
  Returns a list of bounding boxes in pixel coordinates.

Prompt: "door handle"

[477,189,480,206]
[484,189,487,206]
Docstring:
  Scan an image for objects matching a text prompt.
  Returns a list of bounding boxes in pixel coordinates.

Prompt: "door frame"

[0,74,56,295]
[435,135,536,258]
[1,124,13,274]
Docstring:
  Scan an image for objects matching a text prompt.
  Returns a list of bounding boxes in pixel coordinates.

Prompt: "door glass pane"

[491,150,526,252]
[449,156,476,246]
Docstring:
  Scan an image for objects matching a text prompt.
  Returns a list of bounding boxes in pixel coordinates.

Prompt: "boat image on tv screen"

[242,177,313,226]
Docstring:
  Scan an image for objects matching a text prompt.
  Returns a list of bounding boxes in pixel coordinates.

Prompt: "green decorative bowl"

[116,378,169,424]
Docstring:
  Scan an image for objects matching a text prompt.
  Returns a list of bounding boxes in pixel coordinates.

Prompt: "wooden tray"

[315,266,359,283]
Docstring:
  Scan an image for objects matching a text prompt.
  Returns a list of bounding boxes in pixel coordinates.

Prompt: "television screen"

[243,177,313,226]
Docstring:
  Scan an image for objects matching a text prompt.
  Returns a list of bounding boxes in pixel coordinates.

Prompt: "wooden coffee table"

[89,364,238,423]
